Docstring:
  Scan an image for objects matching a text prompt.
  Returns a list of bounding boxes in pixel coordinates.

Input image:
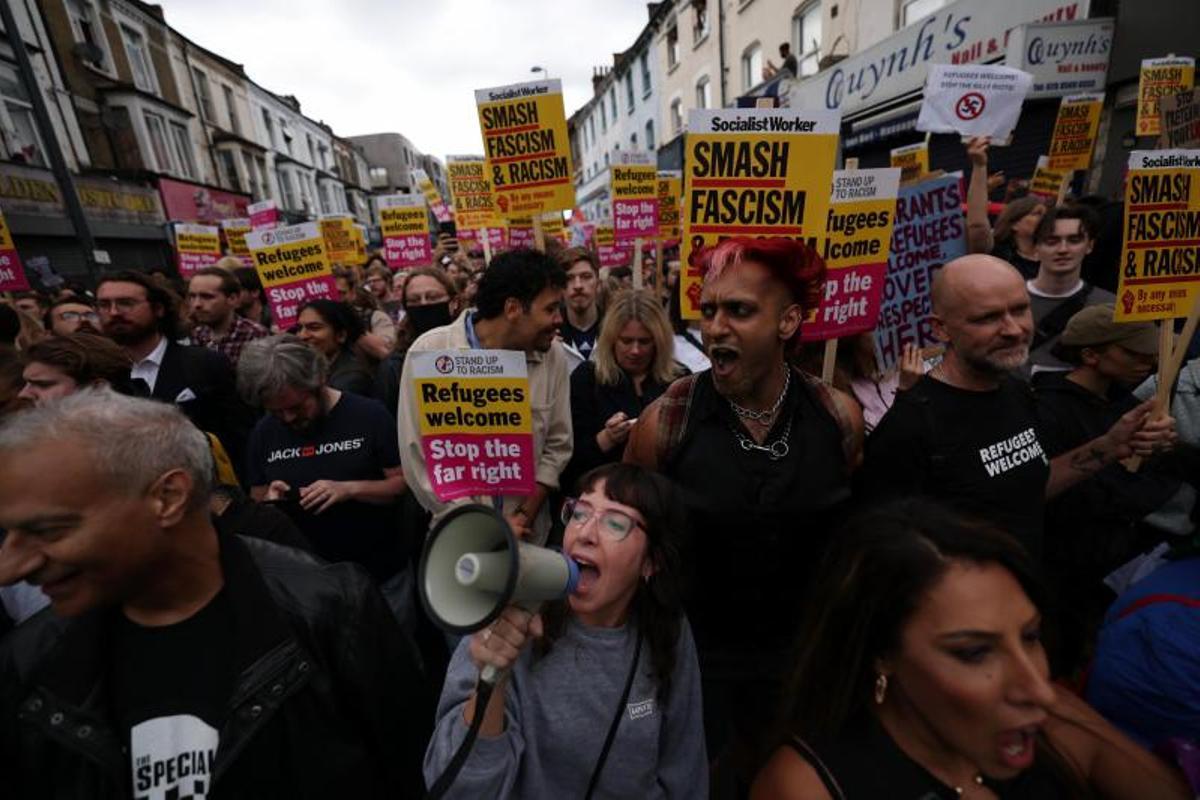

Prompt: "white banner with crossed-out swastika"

[917,64,1033,141]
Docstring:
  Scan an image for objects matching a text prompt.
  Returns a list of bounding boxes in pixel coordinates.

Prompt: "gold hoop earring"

[874,673,888,705]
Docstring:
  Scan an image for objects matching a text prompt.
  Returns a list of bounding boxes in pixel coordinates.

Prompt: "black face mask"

[407,302,453,336]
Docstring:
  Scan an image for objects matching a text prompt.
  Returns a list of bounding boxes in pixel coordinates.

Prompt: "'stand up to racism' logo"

[435,355,455,374]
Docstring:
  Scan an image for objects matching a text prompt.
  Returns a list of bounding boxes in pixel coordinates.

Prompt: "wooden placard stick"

[821,338,838,384]
[479,228,491,264]
[632,238,644,290]
[532,215,546,252]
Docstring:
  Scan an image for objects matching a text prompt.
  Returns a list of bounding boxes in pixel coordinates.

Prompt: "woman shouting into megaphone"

[423,462,708,799]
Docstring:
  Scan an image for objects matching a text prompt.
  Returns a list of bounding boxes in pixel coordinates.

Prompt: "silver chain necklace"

[730,415,793,460]
[728,367,790,422]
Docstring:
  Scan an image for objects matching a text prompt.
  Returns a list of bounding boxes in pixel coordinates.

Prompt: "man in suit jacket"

[96,270,253,477]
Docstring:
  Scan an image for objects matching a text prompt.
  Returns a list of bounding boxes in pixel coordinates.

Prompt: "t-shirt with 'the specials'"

[860,375,1051,557]
[108,589,234,800]
[246,392,404,581]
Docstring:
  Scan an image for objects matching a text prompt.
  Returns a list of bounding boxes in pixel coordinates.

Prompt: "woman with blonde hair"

[565,289,686,485]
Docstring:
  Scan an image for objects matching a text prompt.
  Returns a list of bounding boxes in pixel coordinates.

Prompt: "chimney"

[591,67,608,96]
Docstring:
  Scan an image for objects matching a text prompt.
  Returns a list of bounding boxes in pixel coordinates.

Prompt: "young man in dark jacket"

[0,390,430,798]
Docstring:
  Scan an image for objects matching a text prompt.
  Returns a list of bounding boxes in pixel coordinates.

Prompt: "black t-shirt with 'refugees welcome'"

[861,375,1051,557]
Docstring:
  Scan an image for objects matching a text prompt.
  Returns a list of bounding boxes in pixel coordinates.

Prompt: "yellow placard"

[1137,57,1195,138]
[413,168,452,223]
[540,211,566,242]
[595,225,615,248]
[221,219,251,259]
[416,377,531,436]
[1115,150,1200,322]
[177,227,220,255]
[889,142,930,184]
[245,222,333,290]
[1030,156,1068,200]
[657,171,682,240]
[476,80,575,216]
[0,211,15,250]
[1048,94,1104,172]
[320,216,361,265]
[447,155,503,231]
[380,206,429,237]
[680,109,840,319]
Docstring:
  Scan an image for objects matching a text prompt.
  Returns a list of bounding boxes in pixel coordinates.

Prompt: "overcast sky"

[163,0,654,159]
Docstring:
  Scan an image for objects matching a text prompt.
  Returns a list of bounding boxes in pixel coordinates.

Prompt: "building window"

[630,133,638,149]
[901,0,948,26]
[280,120,293,155]
[369,166,388,186]
[645,119,655,150]
[666,24,680,68]
[119,24,157,94]
[670,98,683,134]
[600,100,607,132]
[65,0,111,72]
[216,150,241,191]
[142,111,172,173]
[318,144,329,171]
[242,151,259,197]
[168,121,196,179]
[626,74,635,113]
[222,85,241,135]
[695,76,711,109]
[277,166,297,209]
[589,115,596,142]
[318,181,332,214]
[603,152,610,167]
[640,52,652,96]
[306,134,316,166]
[692,0,709,43]
[609,87,617,120]
[742,42,763,90]
[0,67,45,165]
[793,2,822,77]
[260,107,274,147]
[191,68,214,120]
[255,155,270,199]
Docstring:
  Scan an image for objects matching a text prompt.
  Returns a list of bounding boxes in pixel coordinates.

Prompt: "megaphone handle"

[477,599,544,686]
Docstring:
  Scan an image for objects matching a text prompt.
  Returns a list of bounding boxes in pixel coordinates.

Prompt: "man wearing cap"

[1033,304,1185,672]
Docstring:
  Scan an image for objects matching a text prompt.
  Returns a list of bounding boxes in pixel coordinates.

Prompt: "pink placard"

[0,248,29,292]
[384,234,433,270]
[614,198,660,239]
[421,433,536,501]
[177,251,220,279]
[800,262,888,341]
[266,275,339,329]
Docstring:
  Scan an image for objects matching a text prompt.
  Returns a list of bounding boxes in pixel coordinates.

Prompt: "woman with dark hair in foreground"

[752,499,1189,799]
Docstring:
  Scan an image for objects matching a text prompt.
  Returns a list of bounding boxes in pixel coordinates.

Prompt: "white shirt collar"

[1026,279,1085,299]
[135,335,169,368]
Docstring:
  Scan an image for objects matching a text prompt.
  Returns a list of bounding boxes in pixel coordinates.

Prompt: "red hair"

[689,236,826,316]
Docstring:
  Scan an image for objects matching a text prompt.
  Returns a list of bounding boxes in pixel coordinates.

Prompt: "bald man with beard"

[859,255,1176,558]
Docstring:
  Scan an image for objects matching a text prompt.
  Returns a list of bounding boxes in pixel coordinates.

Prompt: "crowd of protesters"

[0,162,1197,799]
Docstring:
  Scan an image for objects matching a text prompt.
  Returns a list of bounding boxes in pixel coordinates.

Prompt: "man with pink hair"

[627,236,863,793]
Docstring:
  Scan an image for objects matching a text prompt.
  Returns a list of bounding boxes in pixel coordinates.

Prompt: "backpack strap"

[1031,283,1093,351]
[654,373,700,469]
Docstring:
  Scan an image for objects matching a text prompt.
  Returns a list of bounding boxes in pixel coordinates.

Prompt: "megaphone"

[419,503,580,640]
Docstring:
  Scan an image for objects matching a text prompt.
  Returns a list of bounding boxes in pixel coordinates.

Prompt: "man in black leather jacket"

[0,389,431,798]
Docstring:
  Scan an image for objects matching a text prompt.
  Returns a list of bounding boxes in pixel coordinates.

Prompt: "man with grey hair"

[0,389,429,796]
[860,254,1176,557]
[238,335,412,616]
